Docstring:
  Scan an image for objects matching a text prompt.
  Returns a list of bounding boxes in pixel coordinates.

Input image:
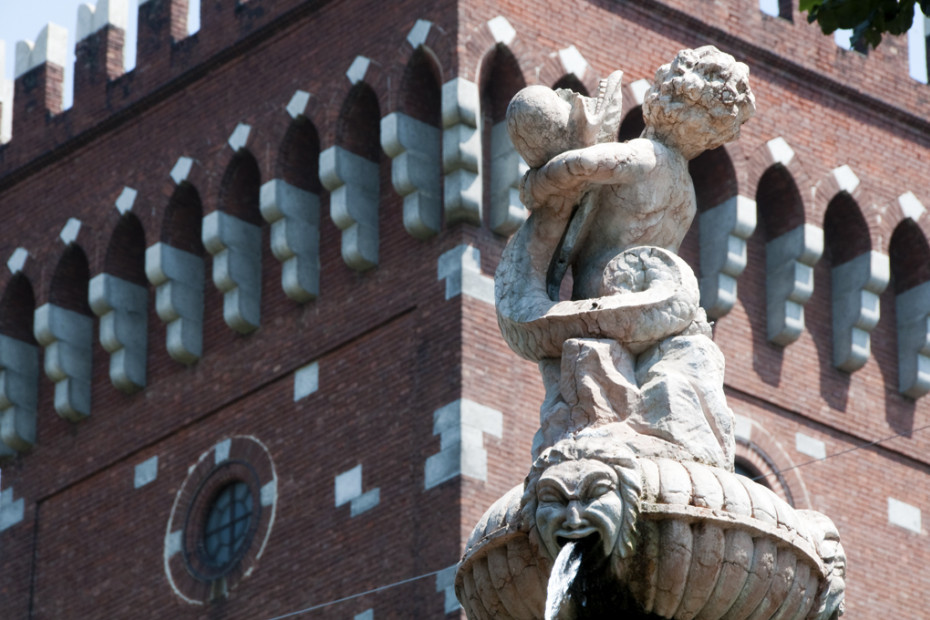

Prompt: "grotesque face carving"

[534,459,626,561]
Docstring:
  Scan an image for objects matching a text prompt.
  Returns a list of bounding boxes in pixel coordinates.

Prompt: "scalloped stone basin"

[456,459,831,620]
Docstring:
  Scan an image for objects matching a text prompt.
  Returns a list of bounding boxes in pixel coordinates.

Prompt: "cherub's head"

[521,436,642,563]
[643,46,755,158]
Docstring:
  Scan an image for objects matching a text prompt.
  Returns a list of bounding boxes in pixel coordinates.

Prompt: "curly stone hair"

[643,46,755,148]
[520,435,643,559]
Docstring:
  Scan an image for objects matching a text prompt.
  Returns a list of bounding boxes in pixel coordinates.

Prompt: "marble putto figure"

[456,46,846,620]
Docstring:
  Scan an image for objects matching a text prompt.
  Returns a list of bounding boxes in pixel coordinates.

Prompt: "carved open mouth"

[556,530,600,552]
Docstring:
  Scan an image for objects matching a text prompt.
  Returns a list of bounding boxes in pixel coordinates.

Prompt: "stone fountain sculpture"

[455,47,846,620]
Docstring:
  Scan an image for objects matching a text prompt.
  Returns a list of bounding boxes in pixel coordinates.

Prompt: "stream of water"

[544,540,583,620]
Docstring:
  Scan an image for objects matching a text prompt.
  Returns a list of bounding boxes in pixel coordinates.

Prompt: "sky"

[0,0,200,108]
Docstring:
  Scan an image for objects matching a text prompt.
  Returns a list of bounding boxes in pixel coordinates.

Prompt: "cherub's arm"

[520,141,656,214]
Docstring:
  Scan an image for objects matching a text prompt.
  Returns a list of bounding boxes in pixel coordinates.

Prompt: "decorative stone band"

[496,246,699,361]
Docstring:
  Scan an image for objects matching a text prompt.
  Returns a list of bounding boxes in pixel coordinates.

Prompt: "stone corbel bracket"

[442,78,482,226]
[832,251,889,372]
[34,303,93,421]
[89,273,148,392]
[203,211,262,333]
[489,120,528,235]
[896,281,930,399]
[320,146,380,271]
[698,195,757,319]
[766,224,824,345]
[260,179,320,303]
[145,242,204,365]
[381,111,441,239]
[0,334,39,456]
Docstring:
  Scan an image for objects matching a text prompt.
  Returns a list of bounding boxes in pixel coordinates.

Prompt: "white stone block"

[6,248,28,275]
[169,156,194,184]
[261,179,320,302]
[699,195,756,318]
[899,191,926,221]
[320,146,380,271]
[733,415,752,442]
[286,90,311,120]
[629,79,651,106]
[487,16,516,45]
[77,0,129,41]
[489,121,528,235]
[830,165,860,195]
[293,361,319,401]
[888,497,922,533]
[227,123,251,152]
[435,565,461,613]
[165,529,183,558]
[203,211,262,333]
[354,610,374,620]
[381,112,442,239]
[794,432,826,460]
[832,251,889,372]
[115,187,137,214]
[766,136,795,167]
[214,438,231,464]
[134,455,158,488]
[335,465,362,507]
[346,56,370,85]
[34,304,93,422]
[425,399,503,489]
[89,274,148,392]
[260,479,277,507]
[59,218,82,245]
[896,281,930,399]
[442,78,482,225]
[437,245,494,305]
[406,19,431,48]
[558,45,588,79]
[350,488,380,517]
[766,224,823,345]
[146,243,204,365]
[0,488,24,532]
[15,23,68,77]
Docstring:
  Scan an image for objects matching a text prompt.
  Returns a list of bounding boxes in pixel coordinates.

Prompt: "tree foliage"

[801,0,930,49]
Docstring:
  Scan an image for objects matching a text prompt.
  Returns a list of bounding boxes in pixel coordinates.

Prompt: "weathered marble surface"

[457,46,846,620]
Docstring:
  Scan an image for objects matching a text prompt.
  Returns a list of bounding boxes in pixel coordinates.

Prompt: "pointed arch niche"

[146,182,206,365]
[261,116,323,303]
[382,47,443,240]
[890,219,930,398]
[480,44,526,235]
[90,214,149,393]
[36,245,94,421]
[0,274,39,457]
[822,194,887,373]
[321,82,382,270]
[204,150,264,334]
[754,164,822,346]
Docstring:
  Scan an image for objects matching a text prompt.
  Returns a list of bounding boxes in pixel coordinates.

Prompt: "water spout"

[545,540,583,620]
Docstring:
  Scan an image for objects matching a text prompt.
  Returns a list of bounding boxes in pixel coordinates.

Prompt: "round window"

[203,481,254,569]
[165,436,277,605]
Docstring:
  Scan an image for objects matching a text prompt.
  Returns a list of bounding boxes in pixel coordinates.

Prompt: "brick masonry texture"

[0,0,929,617]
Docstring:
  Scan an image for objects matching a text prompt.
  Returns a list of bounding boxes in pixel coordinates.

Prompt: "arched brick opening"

[162,183,204,255]
[479,45,525,127]
[755,164,804,240]
[552,73,588,96]
[890,219,930,294]
[220,150,262,226]
[400,47,442,128]
[823,192,870,266]
[50,245,92,315]
[104,213,147,286]
[336,83,382,162]
[277,117,322,193]
[618,105,644,142]
[0,274,36,344]
[689,146,737,213]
